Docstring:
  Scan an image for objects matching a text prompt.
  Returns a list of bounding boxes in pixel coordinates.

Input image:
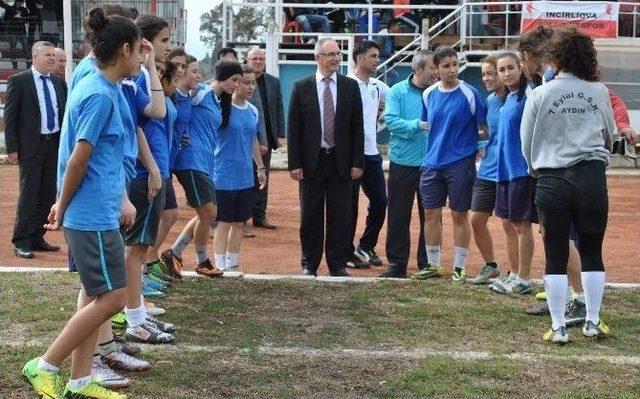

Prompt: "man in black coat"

[246,46,286,231]
[288,38,364,277]
[4,41,67,258]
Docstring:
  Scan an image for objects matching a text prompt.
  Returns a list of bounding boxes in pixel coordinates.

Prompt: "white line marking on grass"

[2,266,640,288]
[145,344,640,366]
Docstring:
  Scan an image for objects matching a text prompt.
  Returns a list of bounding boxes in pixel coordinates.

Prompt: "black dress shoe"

[253,218,276,229]
[14,247,34,259]
[31,240,61,252]
[330,268,350,277]
[379,264,407,278]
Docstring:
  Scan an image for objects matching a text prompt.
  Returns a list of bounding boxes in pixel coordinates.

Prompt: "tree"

[199,1,271,57]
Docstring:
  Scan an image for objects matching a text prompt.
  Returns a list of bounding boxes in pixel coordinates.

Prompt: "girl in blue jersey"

[492,52,535,295]
[213,64,267,272]
[469,55,517,286]
[21,9,140,399]
[171,59,243,277]
[145,49,189,275]
[415,46,488,283]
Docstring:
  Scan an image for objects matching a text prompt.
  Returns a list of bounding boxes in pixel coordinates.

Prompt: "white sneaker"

[92,356,131,389]
[103,349,151,372]
[489,273,516,294]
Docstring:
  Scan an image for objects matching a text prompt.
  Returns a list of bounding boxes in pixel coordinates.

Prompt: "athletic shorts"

[420,156,476,212]
[495,176,537,222]
[164,176,178,211]
[64,228,126,296]
[124,178,166,247]
[175,170,216,208]
[471,178,496,214]
[216,188,253,223]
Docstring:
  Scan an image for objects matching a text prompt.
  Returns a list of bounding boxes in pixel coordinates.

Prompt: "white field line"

[3,340,639,366]
[1,266,639,289]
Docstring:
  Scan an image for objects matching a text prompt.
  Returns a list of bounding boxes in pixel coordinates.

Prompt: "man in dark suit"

[288,38,364,277]
[246,46,286,231]
[4,41,67,258]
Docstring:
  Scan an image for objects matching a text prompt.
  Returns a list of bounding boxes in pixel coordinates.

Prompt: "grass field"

[1,272,639,399]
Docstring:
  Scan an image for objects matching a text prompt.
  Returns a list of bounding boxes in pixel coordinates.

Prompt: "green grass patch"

[1,272,639,398]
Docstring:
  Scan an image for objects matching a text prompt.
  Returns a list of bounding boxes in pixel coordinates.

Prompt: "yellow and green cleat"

[22,357,64,399]
[63,381,128,399]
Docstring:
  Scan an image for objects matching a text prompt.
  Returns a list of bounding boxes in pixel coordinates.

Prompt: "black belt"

[320,147,335,154]
[41,132,60,141]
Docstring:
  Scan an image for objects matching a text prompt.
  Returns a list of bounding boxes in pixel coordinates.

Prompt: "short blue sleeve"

[474,89,487,125]
[76,94,113,147]
[134,85,150,116]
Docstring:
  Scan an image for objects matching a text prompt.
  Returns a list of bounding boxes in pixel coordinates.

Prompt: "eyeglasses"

[319,52,342,58]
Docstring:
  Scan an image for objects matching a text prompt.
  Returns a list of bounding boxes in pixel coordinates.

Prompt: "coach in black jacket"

[288,38,364,277]
[4,41,67,258]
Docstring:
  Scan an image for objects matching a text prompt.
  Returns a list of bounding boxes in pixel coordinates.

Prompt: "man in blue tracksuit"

[380,49,438,278]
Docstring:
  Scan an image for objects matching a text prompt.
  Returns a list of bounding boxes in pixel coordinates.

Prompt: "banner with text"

[521,1,619,38]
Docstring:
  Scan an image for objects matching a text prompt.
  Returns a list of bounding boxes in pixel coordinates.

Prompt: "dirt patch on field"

[1,166,639,282]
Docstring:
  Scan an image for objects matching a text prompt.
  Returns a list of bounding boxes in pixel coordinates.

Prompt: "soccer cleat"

[346,252,370,269]
[144,272,171,288]
[195,259,224,278]
[582,320,610,339]
[146,315,175,333]
[145,301,166,316]
[471,264,499,285]
[510,281,533,295]
[125,322,174,344]
[146,260,176,283]
[451,268,466,283]
[91,357,130,389]
[21,357,64,399]
[565,300,586,327]
[489,273,515,295]
[525,302,550,316]
[223,265,243,273]
[535,291,547,301]
[102,349,150,372]
[141,278,166,298]
[113,334,140,356]
[411,264,443,280]
[543,326,569,344]
[63,381,127,399]
[161,248,183,279]
[142,275,167,292]
[110,312,127,329]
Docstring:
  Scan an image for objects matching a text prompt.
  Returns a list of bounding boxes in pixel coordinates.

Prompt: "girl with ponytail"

[22,7,139,399]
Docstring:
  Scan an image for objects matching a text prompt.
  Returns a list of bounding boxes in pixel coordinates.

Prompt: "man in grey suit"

[246,46,286,231]
[4,41,67,258]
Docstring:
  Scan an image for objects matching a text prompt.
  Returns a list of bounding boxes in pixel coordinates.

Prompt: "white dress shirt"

[315,71,337,148]
[347,71,389,156]
[31,66,60,134]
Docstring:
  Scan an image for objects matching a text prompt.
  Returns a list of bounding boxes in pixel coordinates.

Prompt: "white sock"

[574,291,586,305]
[581,271,606,325]
[544,274,568,330]
[195,245,208,265]
[453,247,468,271]
[565,286,575,305]
[226,252,239,268]
[516,276,529,285]
[67,375,92,391]
[426,245,441,266]
[125,304,147,329]
[215,254,226,269]
[171,231,192,257]
[37,357,59,373]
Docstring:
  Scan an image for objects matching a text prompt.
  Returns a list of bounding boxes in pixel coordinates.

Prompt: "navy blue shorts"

[175,170,216,208]
[216,188,254,223]
[471,178,496,214]
[164,176,178,210]
[495,176,537,222]
[420,156,476,212]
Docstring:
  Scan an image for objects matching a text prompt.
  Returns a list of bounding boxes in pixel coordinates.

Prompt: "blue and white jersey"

[477,92,504,182]
[421,80,487,169]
